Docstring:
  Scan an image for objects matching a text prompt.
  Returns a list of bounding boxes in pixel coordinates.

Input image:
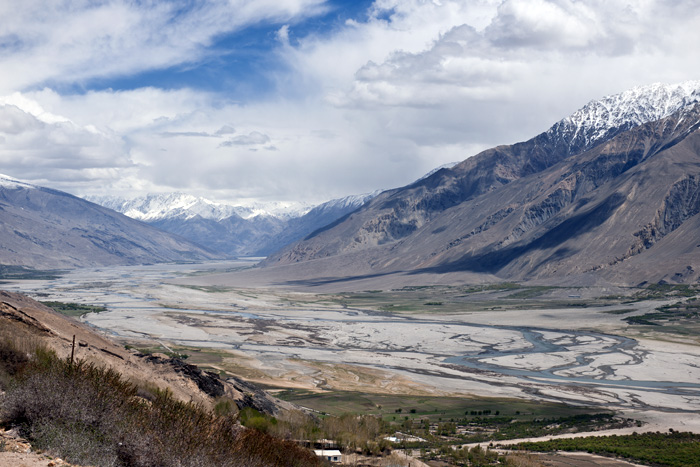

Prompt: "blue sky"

[69,0,375,97]
[1,0,700,205]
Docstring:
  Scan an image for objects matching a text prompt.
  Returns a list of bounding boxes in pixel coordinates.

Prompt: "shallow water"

[5,261,700,411]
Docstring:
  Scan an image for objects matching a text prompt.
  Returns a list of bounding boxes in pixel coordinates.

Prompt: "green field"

[41,301,107,317]
[275,389,601,421]
[0,265,63,281]
[328,284,627,314]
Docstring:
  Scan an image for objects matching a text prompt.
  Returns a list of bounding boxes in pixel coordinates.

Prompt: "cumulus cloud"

[485,0,604,50]
[326,0,700,112]
[2,1,700,204]
[0,97,133,191]
[0,105,43,135]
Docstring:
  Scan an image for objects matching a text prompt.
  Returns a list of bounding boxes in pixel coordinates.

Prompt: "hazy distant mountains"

[265,81,700,286]
[0,175,223,269]
[86,191,380,257]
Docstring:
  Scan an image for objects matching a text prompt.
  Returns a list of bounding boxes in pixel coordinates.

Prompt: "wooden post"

[70,334,76,365]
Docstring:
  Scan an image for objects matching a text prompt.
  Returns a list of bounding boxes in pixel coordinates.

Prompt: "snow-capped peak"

[85,193,235,221]
[236,200,314,220]
[310,190,382,214]
[550,81,700,151]
[84,193,314,222]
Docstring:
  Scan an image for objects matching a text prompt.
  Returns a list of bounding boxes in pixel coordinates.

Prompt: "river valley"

[4,260,700,429]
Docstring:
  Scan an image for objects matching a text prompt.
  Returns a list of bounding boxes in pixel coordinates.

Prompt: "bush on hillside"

[0,343,321,467]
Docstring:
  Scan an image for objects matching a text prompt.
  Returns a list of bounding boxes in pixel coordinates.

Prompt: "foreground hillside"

[0,175,224,269]
[264,82,700,286]
[0,291,319,466]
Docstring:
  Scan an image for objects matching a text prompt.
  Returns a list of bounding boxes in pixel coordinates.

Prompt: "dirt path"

[0,429,73,467]
[0,452,71,467]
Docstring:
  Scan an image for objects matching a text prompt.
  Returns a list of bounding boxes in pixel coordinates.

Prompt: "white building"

[314,449,342,463]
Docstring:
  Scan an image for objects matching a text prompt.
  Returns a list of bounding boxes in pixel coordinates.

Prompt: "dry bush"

[1,342,322,467]
[0,338,30,390]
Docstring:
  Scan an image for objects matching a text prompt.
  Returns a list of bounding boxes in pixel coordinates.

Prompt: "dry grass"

[0,337,322,467]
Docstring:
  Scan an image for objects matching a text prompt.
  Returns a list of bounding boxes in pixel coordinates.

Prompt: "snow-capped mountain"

[414,162,460,183]
[266,81,700,286]
[307,190,382,214]
[85,191,380,257]
[85,193,313,222]
[87,193,241,222]
[547,81,700,153]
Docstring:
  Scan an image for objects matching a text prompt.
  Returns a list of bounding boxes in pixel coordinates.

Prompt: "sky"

[1,0,700,205]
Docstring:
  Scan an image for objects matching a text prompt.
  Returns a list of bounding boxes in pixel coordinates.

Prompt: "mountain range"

[0,175,223,269]
[87,191,380,257]
[3,81,700,287]
[262,81,700,286]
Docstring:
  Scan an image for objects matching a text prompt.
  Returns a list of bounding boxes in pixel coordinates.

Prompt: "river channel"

[4,261,700,413]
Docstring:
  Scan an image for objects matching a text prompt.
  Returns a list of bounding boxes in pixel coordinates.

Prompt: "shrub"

[0,337,30,389]
[1,343,322,467]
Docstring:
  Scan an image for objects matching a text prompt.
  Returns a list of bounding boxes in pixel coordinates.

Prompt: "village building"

[314,449,342,463]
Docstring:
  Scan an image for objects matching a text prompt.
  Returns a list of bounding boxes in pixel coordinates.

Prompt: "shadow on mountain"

[419,192,627,275]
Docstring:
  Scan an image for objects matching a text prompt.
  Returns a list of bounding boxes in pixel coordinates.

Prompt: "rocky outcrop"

[142,354,226,398]
[624,175,700,259]
[226,376,295,416]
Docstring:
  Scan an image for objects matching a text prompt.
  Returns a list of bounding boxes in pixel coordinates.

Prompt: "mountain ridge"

[0,175,224,269]
[85,193,313,222]
[262,82,700,286]
[88,191,381,257]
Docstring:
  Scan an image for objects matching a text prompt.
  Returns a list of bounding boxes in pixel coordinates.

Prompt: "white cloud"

[220,131,271,146]
[277,24,291,45]
[0,0,328,93]
[2,1,700,204]
[0,105,43,135]
[485,0,603,50]
[0,95,131,189]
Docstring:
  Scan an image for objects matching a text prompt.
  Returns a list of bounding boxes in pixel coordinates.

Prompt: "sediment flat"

[5,261,700,432]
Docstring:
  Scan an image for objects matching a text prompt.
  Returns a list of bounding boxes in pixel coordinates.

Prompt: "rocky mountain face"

[265,82,700,285]
[0,176,224,269]
[89,192,379,257]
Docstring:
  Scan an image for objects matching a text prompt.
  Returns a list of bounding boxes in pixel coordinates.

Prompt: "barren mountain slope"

[263,98,700,286]
[0,177,224,269]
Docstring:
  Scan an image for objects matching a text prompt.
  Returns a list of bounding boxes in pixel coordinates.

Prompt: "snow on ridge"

[240,200,313,220]
[551,80,700,150]
[0,173,37,189]
[85,193,314,221]
[311,190,382,213]
[85,191,385,223]
[415,162,460,183]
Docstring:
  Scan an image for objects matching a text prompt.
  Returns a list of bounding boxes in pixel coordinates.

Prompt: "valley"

[5,260,700,436]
